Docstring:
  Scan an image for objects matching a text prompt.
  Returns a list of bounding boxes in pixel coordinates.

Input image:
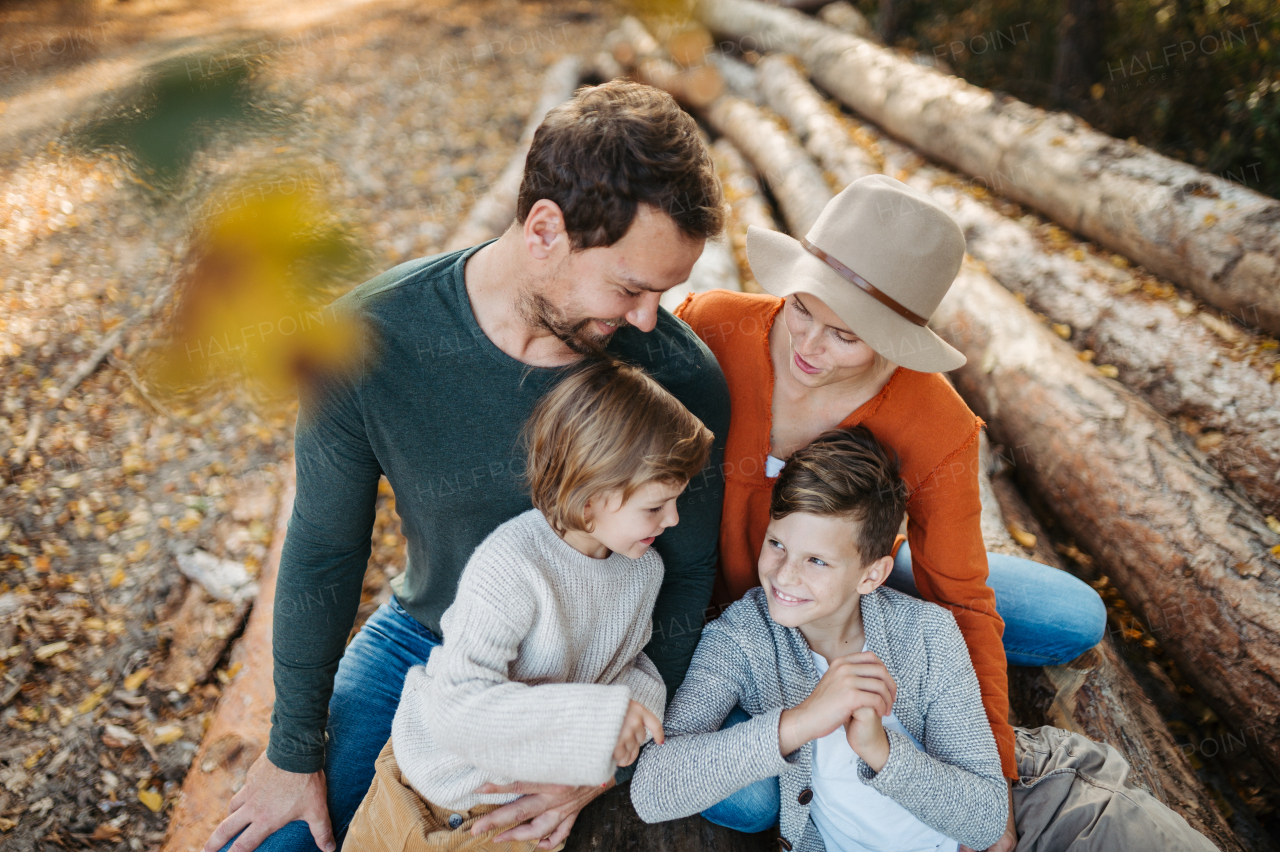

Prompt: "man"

[205,80,730,852]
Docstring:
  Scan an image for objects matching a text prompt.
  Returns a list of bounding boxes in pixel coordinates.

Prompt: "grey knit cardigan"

[631,586,1008,852]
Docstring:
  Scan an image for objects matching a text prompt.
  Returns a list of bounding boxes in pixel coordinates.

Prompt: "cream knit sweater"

[391,508,667,811]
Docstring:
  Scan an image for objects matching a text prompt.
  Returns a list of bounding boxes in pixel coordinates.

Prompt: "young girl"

[345,358,715,852]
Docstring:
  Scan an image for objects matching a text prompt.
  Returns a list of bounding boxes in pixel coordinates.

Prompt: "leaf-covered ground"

[0,1,614,848]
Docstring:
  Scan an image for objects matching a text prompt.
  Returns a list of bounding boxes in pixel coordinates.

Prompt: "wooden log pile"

[694,0,1280,339]
[608,12,1280,849]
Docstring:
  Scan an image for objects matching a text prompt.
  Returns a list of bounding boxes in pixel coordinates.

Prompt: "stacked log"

[694,0,1280,338]
[975,439,1245,851]
[751,55,1280,518]
[933,264,1280,780]
[710,138,778,294]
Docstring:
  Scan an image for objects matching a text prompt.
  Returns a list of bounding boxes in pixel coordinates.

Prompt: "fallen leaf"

[102,724,138,748]
[1050,322,1071,339]
[77,683,112,714]
[123,666,153,691]
[34,640,70,661]
[1008,526,1037,549]
[1266,516,1280,536]
[0,816,16,831]
[138,788,164,813]
[90,823,122,841]
[1096,364,1119,378]
[152,723,184,746]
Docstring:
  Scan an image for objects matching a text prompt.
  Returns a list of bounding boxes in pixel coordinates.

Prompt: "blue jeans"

[701,545,1106,832]
[217,596,441,852]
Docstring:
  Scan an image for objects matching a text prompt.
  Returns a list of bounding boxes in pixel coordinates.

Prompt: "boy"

[632,426,1219,852]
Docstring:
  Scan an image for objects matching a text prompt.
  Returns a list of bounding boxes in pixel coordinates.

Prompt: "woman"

[672,174,1106,841]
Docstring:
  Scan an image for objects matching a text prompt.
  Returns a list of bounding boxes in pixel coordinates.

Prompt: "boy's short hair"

[770,426,908,566]
[517,80,726,250]
[522,358,715,536]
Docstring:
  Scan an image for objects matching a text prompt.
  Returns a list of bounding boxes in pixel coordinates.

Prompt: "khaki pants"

[345,739,565,852]
[1013,726,1220,852]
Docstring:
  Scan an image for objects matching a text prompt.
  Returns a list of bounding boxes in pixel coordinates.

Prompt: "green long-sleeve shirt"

[267,243,730,773]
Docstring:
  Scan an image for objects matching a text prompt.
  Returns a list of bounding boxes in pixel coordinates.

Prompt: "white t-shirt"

[809,650,960,852]
[766,454,786,478]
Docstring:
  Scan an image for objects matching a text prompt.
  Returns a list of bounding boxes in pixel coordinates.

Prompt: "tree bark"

[563,785,774,852]
[703,96,831,235]
[912,162,1280,516]
[693,0,1280,337]
[932,262,1280,780]
[711,138,778,294]
[974,439,1248,851]
[756,53,881,190]
[614,17,724,109]
[445,57,582,251]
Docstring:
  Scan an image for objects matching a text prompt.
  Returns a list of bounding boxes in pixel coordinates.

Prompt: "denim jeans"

[701,546,1107,832]
[217,596,441,852]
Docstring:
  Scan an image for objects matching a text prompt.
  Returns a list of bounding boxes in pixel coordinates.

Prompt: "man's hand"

[203,752,334,852]
[471,780,610,850]
[961,780,1017,852]
[613,700,664,769]
[779,651,897,755]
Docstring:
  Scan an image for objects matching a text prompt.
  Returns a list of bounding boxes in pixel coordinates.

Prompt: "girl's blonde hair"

[522,358,715,535]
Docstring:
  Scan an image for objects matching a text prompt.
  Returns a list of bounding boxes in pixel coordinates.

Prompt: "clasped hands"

[778,650,896,771]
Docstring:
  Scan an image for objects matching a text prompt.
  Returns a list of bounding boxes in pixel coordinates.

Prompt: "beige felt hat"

[747,174,967,373]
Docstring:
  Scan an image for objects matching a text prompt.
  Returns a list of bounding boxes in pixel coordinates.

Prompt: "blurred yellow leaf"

[34,641,69,661]
[123,666,153,691]
[1008,526,1037,549]
[1097,364,1119,378]
[152,723,184,746]
[77,683,112,715]
[138,788,164,813]
[153,182,368,398]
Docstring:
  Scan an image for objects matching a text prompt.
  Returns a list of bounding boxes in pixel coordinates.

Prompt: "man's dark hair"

[770,426,908,567]
[516,80,726,250]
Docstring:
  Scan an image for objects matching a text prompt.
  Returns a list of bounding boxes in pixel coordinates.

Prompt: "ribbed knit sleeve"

[612,652,667,724]
[631,624,794,823]
[415,560,632,787]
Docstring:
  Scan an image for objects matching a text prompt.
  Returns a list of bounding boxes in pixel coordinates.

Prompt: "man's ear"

[857,555,894,594]
[523,199,568,261]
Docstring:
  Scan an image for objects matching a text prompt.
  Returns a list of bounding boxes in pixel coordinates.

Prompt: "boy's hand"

[844,706,890,771]
[779,651,896,755]
[613,700,664,768]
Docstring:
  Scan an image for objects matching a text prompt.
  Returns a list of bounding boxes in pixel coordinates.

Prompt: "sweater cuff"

[857,729,911,791]
[267,728,326,774]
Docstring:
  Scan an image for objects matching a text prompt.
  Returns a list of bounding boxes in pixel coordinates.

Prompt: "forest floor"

[0,1,615,849]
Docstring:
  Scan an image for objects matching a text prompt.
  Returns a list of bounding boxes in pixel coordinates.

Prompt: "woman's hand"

[613,700,664,768]
[779,651,897,755]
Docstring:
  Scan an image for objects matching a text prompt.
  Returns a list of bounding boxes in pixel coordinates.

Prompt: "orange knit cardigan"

[676,290,1016,778]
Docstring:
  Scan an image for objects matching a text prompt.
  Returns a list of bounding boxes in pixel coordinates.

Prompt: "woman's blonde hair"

[522,358,715,535]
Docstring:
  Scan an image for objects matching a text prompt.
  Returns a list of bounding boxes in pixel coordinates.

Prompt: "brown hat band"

[800,236,928,327]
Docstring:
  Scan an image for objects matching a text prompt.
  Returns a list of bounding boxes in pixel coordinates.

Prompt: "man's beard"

[518,291,629,357]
